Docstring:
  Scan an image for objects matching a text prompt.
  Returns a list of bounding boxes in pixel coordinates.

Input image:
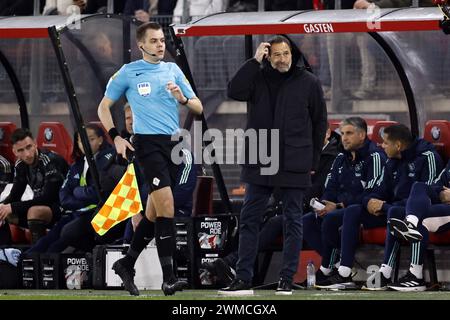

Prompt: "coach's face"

[268,42,292,73]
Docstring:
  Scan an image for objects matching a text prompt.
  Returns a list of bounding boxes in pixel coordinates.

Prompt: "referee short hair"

[136,22,163,42]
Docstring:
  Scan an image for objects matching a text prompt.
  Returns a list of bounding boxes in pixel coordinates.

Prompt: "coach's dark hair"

[383,124,413,146]
[11,128,33,145]
[136,22,162,42]
[340,117,367,133]
[268,35,292,54]
[72,123,110,161]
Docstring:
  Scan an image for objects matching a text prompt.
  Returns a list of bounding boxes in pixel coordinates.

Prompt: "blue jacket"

[321,139,386,207]
[173,149,199,217]
[433,160,450,193]
[364,138,444,212]
[59,146,116,212]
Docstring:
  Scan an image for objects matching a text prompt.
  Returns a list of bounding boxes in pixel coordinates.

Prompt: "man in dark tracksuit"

[303,117,386,289]
[218,35,328,296]
[0,155,12,244]
[303,127,341,211]
[386,160,450,291]
[203,126,339,288]
[0,128,68,244]
[362,124,443,291]
[0,154,12,198]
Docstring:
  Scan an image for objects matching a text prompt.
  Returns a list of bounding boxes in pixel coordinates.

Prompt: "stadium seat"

[423,120,450,163]
[360,227,386,245]
[0,122,17,163]
[328,120,341,134]
[9,224,28,244]
[36,122,73,164]
[192,176,214,216]
[429,230,450,245]
[371,120,398,146]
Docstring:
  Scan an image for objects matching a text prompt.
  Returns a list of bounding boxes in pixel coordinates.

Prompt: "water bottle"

[306,260,316,289]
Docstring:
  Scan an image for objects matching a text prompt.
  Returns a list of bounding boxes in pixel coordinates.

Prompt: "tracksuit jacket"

[321,138,386,206]
[363,138,443,213]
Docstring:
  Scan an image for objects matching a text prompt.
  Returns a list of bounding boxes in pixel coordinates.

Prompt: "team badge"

[137,82,151,96]
[431,126,441,141]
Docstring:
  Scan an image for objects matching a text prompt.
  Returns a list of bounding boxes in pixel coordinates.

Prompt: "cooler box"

[92,243,163,290]
[192,214,239,288]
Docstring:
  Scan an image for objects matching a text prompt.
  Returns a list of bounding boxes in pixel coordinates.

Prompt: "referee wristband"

[180,97,189,105]
[108,127,120,141]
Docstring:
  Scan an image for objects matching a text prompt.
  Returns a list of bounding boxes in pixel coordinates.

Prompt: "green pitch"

[1,289,450,300]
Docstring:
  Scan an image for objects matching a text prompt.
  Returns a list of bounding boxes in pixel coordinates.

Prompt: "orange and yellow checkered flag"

[91,163,143,235]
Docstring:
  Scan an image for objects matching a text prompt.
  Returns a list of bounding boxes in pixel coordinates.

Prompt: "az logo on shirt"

[137,82,151,97]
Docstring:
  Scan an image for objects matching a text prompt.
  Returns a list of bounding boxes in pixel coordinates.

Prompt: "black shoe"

[388,271,426,292]
[275,278,293,295]
[389,218,423,242]
[161,278,189,296]
[218,279,253,296]
[362,271,391,291]
[315,268,333,286]
[315,271,356,290]
[214,258,235,287]
[112,258,139,296]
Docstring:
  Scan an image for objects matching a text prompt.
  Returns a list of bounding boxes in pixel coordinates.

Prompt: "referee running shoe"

[162,278,189,296]
[112,258,139,296]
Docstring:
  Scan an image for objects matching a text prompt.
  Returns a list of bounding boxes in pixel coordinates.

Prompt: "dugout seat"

[361,226,450,287]
[192,176,214,216]
[9,224,34,245]
[423,120,450,163]
[0,122,17,163]
[361,226,387,246]
[328,120,341,134]
[371,120,398,146]
[36,122,73,164]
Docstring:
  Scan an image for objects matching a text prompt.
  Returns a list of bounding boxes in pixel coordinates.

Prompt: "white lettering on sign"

[303,23,334,33]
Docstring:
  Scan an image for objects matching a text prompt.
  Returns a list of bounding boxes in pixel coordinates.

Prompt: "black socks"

[155,217,175,282]
[123,217,155,268]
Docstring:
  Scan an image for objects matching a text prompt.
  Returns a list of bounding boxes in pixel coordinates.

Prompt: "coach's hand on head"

[254,42,270,63]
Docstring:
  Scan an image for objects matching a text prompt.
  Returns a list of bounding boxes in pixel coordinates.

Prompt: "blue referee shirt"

[105,60,196,135]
